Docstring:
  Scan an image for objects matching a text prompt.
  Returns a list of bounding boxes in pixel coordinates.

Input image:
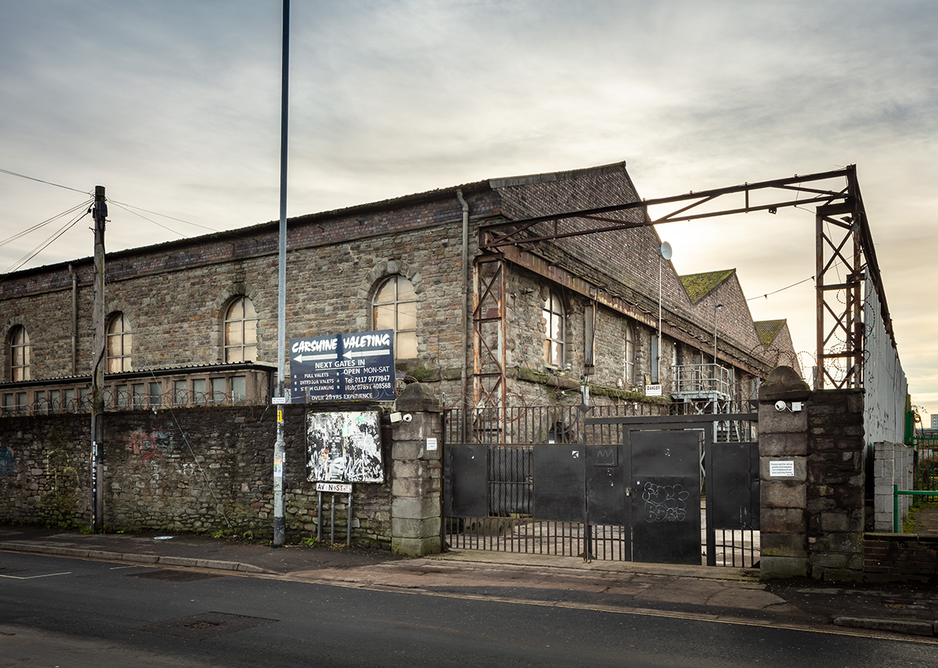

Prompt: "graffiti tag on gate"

[124,430,177,460]
[641,481,689,523]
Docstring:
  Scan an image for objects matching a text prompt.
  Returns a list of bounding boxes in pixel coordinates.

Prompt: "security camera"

[775,400,787,412]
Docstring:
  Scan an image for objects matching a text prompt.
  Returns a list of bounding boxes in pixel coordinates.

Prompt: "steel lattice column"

[815,170,864,389]
[473,256,507,421]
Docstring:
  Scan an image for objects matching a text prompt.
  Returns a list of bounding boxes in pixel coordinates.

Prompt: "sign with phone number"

[289,330,396,402]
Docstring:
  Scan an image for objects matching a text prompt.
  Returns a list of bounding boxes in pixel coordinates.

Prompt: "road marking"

[0,572,71,580]
[277,577,938,646]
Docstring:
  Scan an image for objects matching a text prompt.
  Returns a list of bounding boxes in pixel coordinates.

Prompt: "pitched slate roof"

[679,269,736,305]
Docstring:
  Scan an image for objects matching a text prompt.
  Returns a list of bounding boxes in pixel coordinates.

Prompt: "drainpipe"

[68,263,77,375]
[455,189,470,440]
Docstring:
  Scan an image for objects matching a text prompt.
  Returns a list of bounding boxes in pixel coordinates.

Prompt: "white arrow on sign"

[293,353,337,363]
[342,349,391,359]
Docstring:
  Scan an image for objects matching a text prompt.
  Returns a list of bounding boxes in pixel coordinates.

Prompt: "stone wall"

[758,366,866,581]
[0,398,443,555]
[2,163,790,416]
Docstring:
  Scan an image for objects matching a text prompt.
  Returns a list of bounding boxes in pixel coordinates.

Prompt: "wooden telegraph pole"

[91,186,107,532]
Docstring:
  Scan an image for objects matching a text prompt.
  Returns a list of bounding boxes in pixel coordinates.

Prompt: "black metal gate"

[443,406,760,567]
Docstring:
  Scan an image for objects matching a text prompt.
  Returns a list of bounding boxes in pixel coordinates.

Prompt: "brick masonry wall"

[0,406,395,547]
[864,534,938,580]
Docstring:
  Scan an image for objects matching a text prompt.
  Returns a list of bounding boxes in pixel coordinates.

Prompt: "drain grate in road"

[133,612,277,641]
[127,569,221,583]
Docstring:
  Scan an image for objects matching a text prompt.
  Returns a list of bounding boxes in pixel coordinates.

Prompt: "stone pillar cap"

[395,382,442,412]
[758,365,811,401]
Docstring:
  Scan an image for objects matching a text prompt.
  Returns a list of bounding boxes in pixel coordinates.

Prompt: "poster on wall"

[306,411,384,483]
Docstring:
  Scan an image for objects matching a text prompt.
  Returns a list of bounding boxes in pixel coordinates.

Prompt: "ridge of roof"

[487,161,629,189]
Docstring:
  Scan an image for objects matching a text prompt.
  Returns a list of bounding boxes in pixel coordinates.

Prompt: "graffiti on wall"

[0,446,18,477]
[307,411,384,483]
[124,430,178,461]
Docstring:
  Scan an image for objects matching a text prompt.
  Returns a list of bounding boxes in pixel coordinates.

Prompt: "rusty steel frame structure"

[476,165,893,394]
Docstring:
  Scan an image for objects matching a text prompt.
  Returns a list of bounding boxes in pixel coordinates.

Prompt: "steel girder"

[480,165,893,389]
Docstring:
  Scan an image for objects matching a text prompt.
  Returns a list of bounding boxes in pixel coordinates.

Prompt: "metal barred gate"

[443,405,760,567]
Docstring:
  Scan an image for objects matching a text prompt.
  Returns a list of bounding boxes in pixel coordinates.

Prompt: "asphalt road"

[1,552,935,668]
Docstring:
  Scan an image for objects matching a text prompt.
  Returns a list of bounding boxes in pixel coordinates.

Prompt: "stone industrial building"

[1,161,797,415]
[0,161,801,547]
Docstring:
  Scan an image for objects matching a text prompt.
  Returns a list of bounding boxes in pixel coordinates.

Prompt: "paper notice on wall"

[769,461,795,477]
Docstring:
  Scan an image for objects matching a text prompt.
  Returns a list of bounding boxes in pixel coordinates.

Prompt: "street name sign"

[290,329,396,402]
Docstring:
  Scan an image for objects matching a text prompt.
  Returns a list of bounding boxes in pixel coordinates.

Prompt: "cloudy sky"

[1,1,936,421]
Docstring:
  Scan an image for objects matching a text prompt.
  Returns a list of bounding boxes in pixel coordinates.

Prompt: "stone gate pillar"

[390,383,443,556]
[758,366,811,579]
[758,366,866,581]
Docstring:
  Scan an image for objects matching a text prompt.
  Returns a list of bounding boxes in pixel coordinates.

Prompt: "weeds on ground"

[903,500,938,533]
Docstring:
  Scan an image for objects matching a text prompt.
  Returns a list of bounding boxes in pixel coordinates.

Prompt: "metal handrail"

[893,484,938,533]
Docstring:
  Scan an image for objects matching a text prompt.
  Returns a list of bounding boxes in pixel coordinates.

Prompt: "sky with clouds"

[1,1,936,421]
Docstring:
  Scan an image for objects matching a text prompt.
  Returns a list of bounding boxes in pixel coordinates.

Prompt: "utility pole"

[273,0,290,547]
[91,186,107,532]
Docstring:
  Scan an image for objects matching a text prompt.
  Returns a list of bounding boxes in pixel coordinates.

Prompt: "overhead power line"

[0,200,92,248]
[2,166,218,234]
[108,200,217,236]
[747,276,814,301]
[1,204,92,278]
[0,167,91,195]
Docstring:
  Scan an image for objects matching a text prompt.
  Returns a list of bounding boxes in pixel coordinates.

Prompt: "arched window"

[373,276,417,359]
[10,326,30,381]
[107,313,132,372]
[225,296,257,363]
[624,321,635,384]
[543,290,565,367]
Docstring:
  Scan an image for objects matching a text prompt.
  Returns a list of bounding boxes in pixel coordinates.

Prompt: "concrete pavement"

[2,524,937,640]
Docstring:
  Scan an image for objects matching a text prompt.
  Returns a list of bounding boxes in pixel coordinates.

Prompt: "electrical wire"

[0,199,92,248]
[0,167,91,195]
[146,368,234,531]
[108,199,217,233]
[108,200,184,237]
[1,204,92,278]
[747,276,814,301]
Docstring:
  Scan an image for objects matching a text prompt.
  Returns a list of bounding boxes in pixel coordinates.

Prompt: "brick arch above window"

[358,259,422,299]
[356,258,423,339]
